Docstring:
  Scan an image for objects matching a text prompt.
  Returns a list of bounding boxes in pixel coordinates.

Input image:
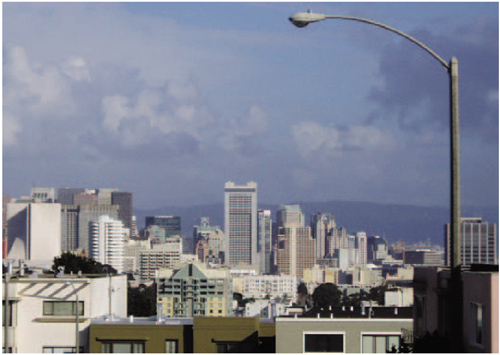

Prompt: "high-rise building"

[111,191,134,232]
[193,218,225,263]
[145,216,182,239]
[6,202,61,262]
[356,231,368,265]
[139,241,183,280]
[445,217,498,266]
[57,187,85,205]
[89,215,125,273]
[30,187,55,203]
[311,212,336,259]
[276,205,315,278]
[257,210,273,274]
[367,235,389,263]
[224,181,258,266]
[97,188,117,205]
[61,204,119,255]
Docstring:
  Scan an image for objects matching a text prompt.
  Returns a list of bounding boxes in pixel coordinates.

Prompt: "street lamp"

[66,281,80,354]
[289,10,462,350]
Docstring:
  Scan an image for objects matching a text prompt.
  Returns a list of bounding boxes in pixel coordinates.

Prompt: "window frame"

[42,346,84,353]
[43,301,84,317]
[470,302,484,347]
[165,339,178,353]
[360,332,402,353]
[101,341,146,353]
[303,331,346,353]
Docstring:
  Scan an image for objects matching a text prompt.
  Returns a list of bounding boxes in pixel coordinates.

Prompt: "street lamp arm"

[324,15,449,70]
[289,12,449,70]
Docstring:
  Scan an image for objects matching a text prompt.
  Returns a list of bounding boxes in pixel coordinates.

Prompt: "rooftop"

[280,306,413,320]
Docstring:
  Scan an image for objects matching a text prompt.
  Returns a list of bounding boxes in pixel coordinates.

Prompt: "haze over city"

[3,2,498,210]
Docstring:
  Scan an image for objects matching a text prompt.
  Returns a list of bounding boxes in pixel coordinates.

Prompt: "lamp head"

[289,11,326,28]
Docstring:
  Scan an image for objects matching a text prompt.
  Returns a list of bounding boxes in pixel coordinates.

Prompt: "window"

[42,346,84,353]
[43,301,84,316]
[102,342,145,353]
[216,342,240,353]
[470,303,483,345]
[304,333,344,353]
[362,335,400,353]
[165,340,178,353]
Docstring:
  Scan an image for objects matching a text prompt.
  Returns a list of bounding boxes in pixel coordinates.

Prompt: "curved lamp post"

[289,11,462,350]
[289,11,461,270]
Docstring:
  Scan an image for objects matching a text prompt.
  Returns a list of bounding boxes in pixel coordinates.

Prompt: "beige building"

[157,263,233,318]
[276,205,316,278]
[139,241,182,280]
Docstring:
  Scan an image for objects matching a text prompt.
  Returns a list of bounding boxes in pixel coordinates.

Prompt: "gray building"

[224,181,258,266]
[57,187,85,205]
[111,191,134,232]
[145,216,181,238]
[276,307,413,353]
[258,210,273,274]
[311,212,336,260]
[445,217,498,266]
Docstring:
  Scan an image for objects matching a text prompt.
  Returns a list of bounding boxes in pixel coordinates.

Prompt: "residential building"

[6,202,61,264]
[224,181,258,266]
[241,274,299,300]
[276,306,413,353]
[89,215,126,273]
[139,241,182,280]
[414,265,498,353]
[276,205,315,278]
[157,263,233,318]
[258,210,273,274]
[3,270,127,353]
[445,217,498,266]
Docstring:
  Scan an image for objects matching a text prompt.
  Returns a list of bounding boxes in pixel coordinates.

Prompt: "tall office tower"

[445,217,498,266]
[193,218,226,262]
[6,202,61,262]
[257,210,273,274]
[78,205,120,255]
[276,205,316,278]
[97,188,117,205]
[311,212,336,259]
[61,205,80,251]
[145,216,182,238]
[327,227,349,256]
[89,215,125,273]
[356,231,368,264]
[57,187,85,205]
[224,181,258,266]
[73,191,98,205]
[30,187,56,203]
[367,235,389,263]
[111,191,134,233]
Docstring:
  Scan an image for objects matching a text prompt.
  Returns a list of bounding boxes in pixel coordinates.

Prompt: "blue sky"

[3,2,498,209]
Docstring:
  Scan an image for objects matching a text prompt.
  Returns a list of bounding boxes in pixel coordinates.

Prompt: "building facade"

[157,263,233,318]
[139,241,182,280]
[311,212,336,260]
[258,210,273,274]
[89,215,126,273]
[445,218,498,266]
[224,181,258,266]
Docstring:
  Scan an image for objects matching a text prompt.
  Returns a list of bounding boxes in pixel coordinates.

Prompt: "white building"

[3,270,127,353]
[242,274,299,300]
[139,242,182,280]
[6,202,61,266]
[89,215,125,273]
[224,181,258,266]
[245,299,287,318]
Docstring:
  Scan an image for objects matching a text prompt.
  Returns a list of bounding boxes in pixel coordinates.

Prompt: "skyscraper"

[257,209,273,274]
[224,181,257,266]
[90,215,125,273]
[311,212,336,259]
[57,187,85,205]
[145,216,182,238]
[445,217,498,266]
[276,205,315,278]
[111,191,134,233]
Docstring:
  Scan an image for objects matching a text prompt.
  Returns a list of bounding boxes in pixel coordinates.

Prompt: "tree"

[51,252,117,275]
[368,285,387,305]
[128,283,157,317]
[296,282,312,308]
[312,283,342,308]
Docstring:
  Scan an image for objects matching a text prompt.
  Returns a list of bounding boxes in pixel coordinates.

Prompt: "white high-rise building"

[356,231,368,265]
[89,215,125,273]
[224,181,258,266]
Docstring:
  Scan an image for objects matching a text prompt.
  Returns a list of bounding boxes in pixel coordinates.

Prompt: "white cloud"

[61,56,91,82]
[291,121,395,158]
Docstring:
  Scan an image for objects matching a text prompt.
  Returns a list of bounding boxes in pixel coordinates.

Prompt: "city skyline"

[3,2,498,210]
